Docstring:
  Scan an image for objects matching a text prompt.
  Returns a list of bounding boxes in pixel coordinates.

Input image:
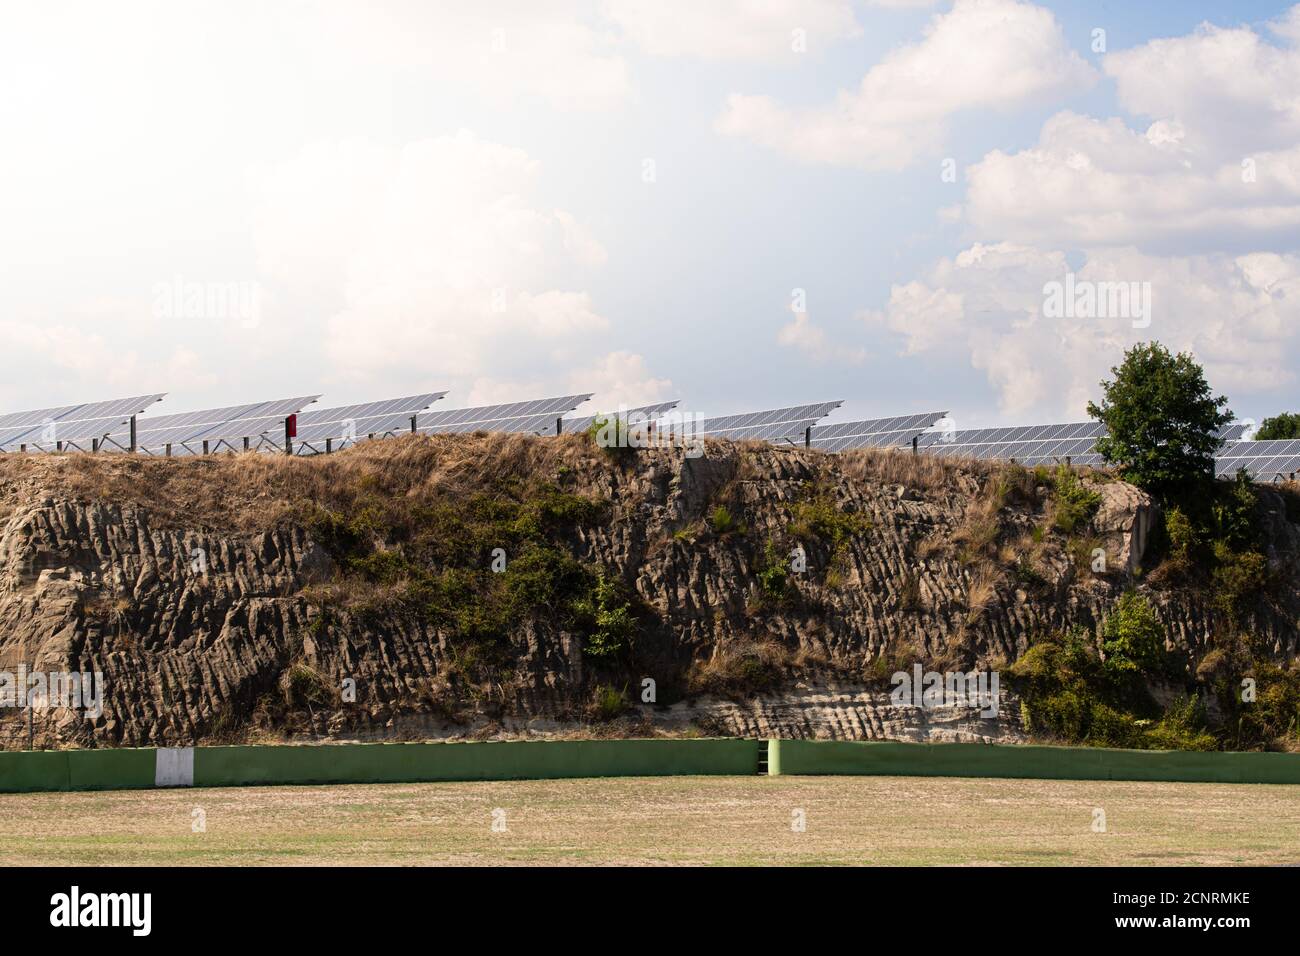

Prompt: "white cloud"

[777,310,866,363]
[716,0,1094,169]
[251,132,613,395]
[569,350,675,407]
[870,6,1300,418]
[0,318,222,406]
[964,112,1300,251]
[961,12,1300,253]
[606,0,860,62]
[1274,5,1300,44]
[1104,14,1300,161]
[863,243,1300,417]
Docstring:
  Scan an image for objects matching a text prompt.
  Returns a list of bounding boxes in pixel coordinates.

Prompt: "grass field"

[2,774,1297,866]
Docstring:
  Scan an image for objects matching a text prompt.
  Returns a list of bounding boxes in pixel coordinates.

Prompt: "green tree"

[1255,412,1300,441]
[1087,342,1232,494]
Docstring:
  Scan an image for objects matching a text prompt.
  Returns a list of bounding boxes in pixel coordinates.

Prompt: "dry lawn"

[1,774,1297,866]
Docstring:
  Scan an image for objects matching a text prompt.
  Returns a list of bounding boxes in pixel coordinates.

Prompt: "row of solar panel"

[1,391,1293,481]
[1215,438,1300,480]
[0,391,668,455]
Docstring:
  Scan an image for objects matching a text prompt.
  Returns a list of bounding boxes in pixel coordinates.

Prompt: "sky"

[2,0,1299,430]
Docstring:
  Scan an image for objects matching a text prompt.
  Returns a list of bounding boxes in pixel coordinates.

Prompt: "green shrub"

[589,683,629,721]
[1164,505,1200,564]
[1007,629,1166,748]
[1210,545,1268,621]
[1211,469,1259,550]
[710,505,737,535]
[1050,467,1102,534]
[788,494,872,554]
[756,539,789,601]
[1084,702,1142,748]
[306,474,628,666]
[1100,592,1165,676]
[1238,664,1300,747]
[585,415,636,463]
[1008,624,1284,749]
[1012,556,1047,591]
[572,573,635,659]
[1144,695,1218,751]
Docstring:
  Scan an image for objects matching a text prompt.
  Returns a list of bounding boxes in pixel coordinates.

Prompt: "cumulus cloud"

[863,244,1300,417]
[606,0,860,62]
[716,0,1094,169]
[964,112,1300,252]
[961,12,1300,253]
[0,318,222,406]
[569,350,675,407]
[1104,15,1300,161]
[870,7,1300,416]
[777,310,866,363]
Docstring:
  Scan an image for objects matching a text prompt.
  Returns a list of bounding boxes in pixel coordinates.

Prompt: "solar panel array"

[688,401,843,444]
[0,395,165,451]
[1214,439,1300,480]
[119,396,321,455]
[563,401,682,434]
[916,421,1108,466]
[417,394,592,436]
[1,385,1292,485]
[809,411,948,453]
[914,421,1251,468]
[293,393,447,454]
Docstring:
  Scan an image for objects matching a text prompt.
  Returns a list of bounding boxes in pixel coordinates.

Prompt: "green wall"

[768,739,1300,784]
[0,738,761,793]
[192,738,761,788]
[4,737,1299,794]
[0,747,156,793]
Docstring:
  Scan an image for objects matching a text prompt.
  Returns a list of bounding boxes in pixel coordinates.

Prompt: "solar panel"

[810,411,948,453]
[124,402,271,433]
[706,418,827,443]
[912,419,1246,468]
[563,401,682,434]
[291,393,447,453]
[3,417,144,451]
[915,421,1108,465]
[0,394,165,450]
[0,403,84,431]
[118,395,320,453]
[415,395,592,435]
[693,401,842,435]
[295,412,420,445]
[683,402,843,445]
[294,393,445,428]
[419,412,567,436]
[1215,439,1300,480]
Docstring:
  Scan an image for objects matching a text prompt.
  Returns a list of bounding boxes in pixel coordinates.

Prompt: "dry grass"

[837,446,986,492]
[964,564,1003,622]
[0,433,614,533]
[1,775,1296,866]
[687,640,796,697]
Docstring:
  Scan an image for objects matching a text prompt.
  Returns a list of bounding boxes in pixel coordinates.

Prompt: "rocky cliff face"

[0,434,1296,749]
